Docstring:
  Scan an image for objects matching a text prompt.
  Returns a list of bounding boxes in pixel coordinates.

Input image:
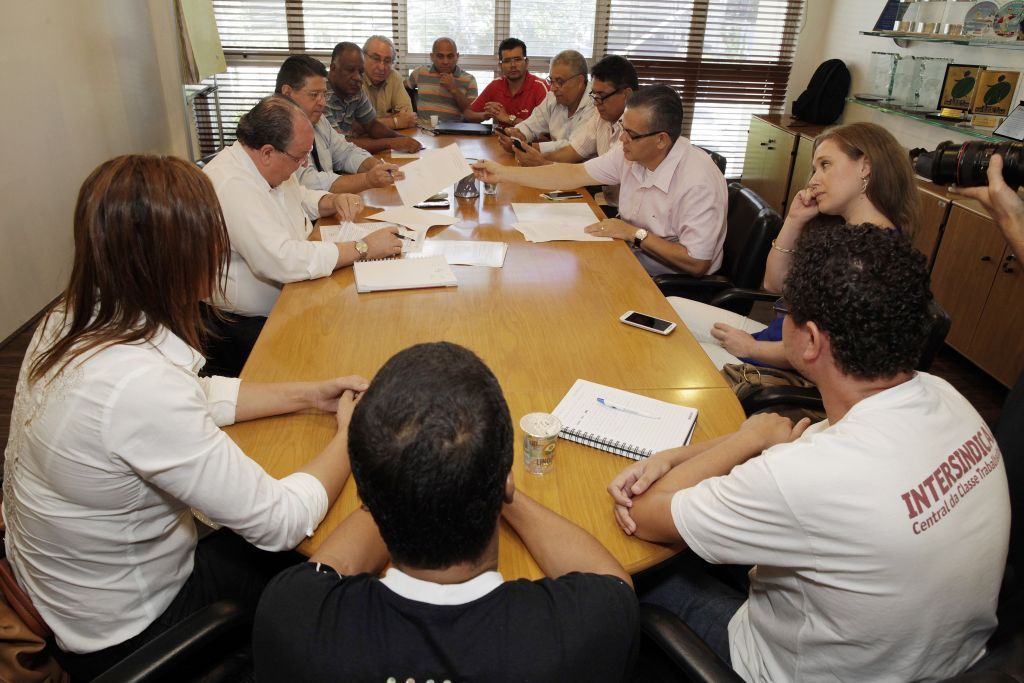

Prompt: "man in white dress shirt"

[513,55,637,167]
[496,49,595,156]
[202,96,402,375]
[276,55,402,193]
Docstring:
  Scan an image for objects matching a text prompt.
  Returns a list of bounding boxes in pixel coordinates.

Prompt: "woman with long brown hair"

[3,155,364,679]
[671,121,920,369]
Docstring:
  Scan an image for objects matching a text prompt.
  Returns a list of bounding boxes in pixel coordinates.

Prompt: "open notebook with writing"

[551,379,698,460]
[353,254,457,293]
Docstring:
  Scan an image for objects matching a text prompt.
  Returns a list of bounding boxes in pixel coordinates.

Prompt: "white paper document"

[353,254,458,293]
[511,202,601,223]
[513,220,612,243]
[395,144,473,207]
[319,222,426,254]
[410,240,508,267]
[366,206,461,232]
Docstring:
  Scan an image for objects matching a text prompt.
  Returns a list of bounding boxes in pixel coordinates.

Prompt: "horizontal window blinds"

[198,0,805,174]
[601,0,804,175]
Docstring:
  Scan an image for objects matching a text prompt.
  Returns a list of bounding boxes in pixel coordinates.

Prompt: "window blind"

[197,0,805,172]
[601,0,804,176]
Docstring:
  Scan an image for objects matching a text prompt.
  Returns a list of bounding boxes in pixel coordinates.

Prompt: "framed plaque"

[939,64,983,111]
[971,69,1021,116]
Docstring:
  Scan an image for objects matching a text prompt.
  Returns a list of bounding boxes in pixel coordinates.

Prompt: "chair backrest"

[720,182,783,290]
[405,85,418,112]
[195,149,222,169]
[916,299,951,372]
[697,146,727,175]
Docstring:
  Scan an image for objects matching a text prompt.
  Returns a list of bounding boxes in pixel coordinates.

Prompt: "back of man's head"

[235,95,300,151]
[349,342,514,569]
[591,55,638,91]
[783,224,932,380]
[276,55,327,94]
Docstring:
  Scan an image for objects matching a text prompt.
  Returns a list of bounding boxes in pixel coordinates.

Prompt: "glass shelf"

[847,98,1005,142]
[861,30,1024,51]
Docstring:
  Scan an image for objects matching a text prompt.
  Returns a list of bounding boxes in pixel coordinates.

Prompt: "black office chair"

[635,371,1024,683]
[653,183,782,316]
[696,146,727,175]
[195,149,222,169]
[94,601,253,683]
[405,85,418,112]
[714,295,951,416]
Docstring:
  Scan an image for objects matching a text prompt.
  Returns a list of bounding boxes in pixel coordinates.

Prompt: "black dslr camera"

[914,140,1024,188]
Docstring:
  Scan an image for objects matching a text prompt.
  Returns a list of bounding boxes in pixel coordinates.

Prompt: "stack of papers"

[366,207,460,232]
[353,254,458,293]
[412,240,508,267]
[395,144,473,206]
[510,203,610,243]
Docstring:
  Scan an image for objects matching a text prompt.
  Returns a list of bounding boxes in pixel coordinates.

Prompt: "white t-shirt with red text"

[673,372,1010,682]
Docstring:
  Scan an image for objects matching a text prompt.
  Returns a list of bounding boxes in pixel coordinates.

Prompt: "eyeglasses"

[364,52,394,67]
[301,89,328,101]
[546,73,584,89]
[275,147,308,166]
[500,56,525,65]
[622,128,665,141]
[589,87,623,103]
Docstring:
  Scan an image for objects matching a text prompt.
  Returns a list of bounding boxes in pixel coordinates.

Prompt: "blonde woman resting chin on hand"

[671,121,920,370]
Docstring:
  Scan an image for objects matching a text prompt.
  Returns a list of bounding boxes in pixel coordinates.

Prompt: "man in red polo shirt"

[464,38,548,125]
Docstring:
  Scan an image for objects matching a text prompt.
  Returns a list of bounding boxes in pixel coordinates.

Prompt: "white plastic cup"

[430,114,439,128]
[520,413,561,475]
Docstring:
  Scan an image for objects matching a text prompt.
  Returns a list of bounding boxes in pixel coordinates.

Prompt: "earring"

[861,176,869,193]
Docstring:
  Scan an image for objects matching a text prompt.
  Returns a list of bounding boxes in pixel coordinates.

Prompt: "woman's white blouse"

[2,316,327,653]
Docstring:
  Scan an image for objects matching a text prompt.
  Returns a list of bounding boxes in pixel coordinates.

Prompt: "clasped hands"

[607,413,811,535]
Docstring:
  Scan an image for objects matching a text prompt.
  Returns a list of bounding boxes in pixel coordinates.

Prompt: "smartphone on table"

[541,190,584,201]
[619,311,677,335]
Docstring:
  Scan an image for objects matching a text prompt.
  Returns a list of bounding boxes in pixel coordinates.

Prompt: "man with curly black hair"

[609,224,1010,682]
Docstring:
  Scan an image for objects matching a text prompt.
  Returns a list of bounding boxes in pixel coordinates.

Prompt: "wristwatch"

[633,228,649,249]
[508,114,518,125]
[354,240,369,260]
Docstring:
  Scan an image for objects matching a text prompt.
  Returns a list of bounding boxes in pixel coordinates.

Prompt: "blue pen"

[596,397,659,419]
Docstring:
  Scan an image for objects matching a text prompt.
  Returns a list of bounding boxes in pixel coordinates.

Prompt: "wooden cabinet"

[930,203,1024,387]
[742,117,798,215]
[913,187,950,268]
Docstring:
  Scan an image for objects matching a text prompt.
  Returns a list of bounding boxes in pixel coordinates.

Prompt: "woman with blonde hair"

[3,155,365,679]
[671,121,920,369]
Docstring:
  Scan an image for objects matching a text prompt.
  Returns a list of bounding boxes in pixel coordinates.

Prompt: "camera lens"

[916,140,1024,187]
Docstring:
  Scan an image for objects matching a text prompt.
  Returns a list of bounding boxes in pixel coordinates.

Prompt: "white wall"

[788,1,1024,150]
[0,0,188,342]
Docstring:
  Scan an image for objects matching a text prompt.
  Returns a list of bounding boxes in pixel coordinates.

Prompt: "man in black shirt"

[254,342,638,682]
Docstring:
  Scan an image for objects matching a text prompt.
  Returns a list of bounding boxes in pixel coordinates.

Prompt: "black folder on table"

[432,121,493,135]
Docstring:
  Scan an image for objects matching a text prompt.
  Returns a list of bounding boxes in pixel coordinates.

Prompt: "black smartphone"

[512,138,526,152]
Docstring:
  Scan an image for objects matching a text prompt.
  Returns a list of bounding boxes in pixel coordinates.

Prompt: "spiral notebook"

[353,254,457,293]
[551,379,698,460]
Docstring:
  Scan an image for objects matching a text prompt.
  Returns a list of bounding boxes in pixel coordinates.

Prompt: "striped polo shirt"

[407,65,478,122]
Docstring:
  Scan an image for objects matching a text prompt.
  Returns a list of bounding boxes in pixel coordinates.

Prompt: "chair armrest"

[653,274,733,302]
[639,604,743,683]
[740,385,824,415]
[93,601,250,683]
[708,288,780,308]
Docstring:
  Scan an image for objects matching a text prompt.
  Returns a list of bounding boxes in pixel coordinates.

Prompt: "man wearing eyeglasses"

[325,42,422,154]
[361,36,417,130]
[474,85,726,278]
[497,50,595,156]
[276,55,403,194]
[406,37,478,123]
[201,96,403,375]
[463,38,549,125]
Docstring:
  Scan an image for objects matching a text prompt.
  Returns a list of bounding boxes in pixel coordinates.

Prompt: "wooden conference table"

[224,131,745,579]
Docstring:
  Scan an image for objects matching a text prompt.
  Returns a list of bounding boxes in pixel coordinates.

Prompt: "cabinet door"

[786,134,814,217]
[913,190,950,269]
[969,246,1024,387]
[929,205,1003,353]
[742,117,797,214]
